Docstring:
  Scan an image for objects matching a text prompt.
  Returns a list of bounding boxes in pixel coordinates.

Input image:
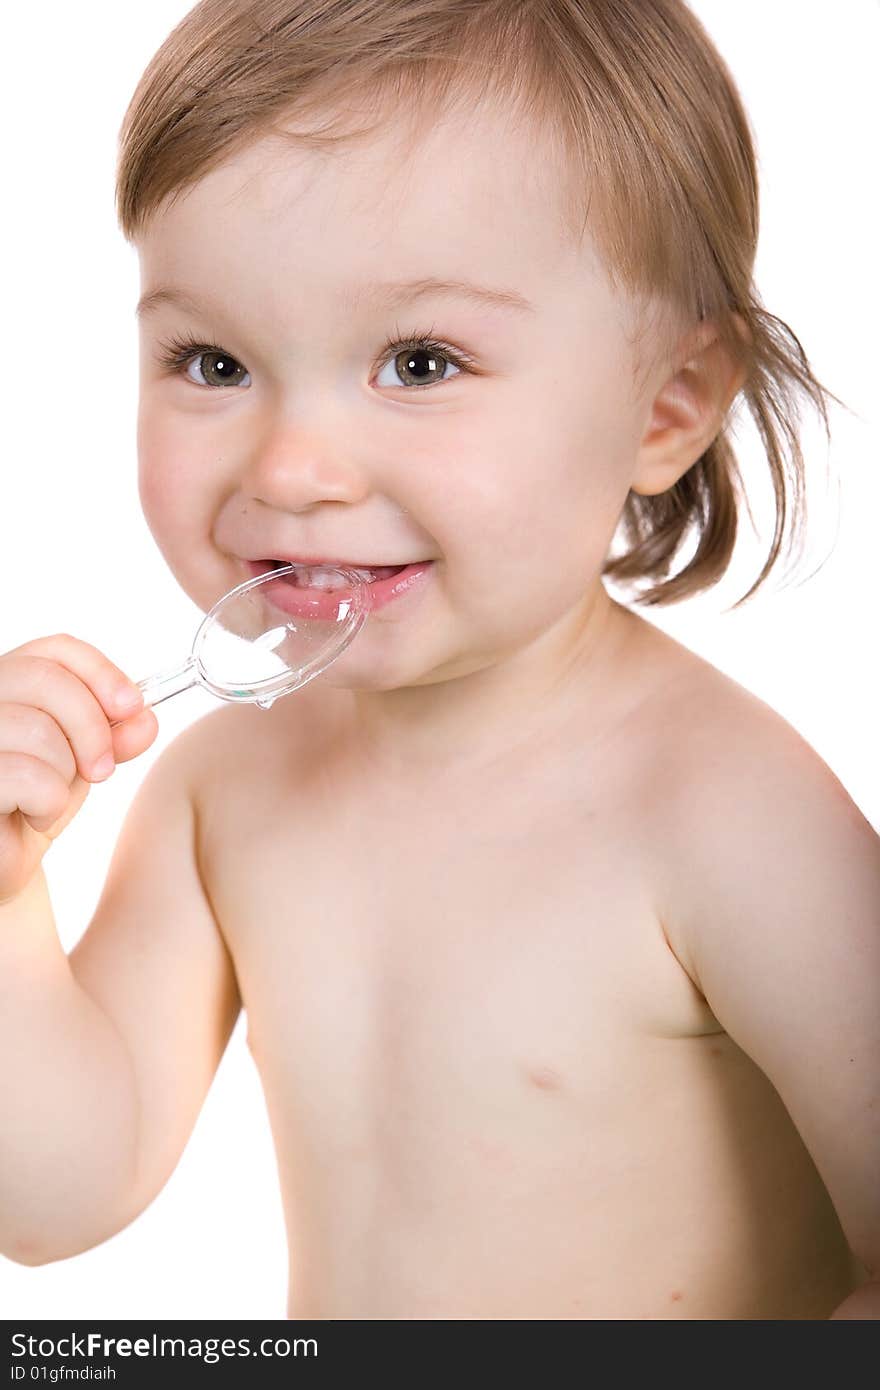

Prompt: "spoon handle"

[108,655,198,727]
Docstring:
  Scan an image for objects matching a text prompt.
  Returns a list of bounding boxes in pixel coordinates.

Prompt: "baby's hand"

[0,634,158,904]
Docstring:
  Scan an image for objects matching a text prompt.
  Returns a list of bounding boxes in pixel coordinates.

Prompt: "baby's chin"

[320,648,517,696]
[317,668,457,695]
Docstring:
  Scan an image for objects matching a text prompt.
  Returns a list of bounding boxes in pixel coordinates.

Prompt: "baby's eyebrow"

[348,276,537,316]
[135,276,536,321]
[136,286,203,321]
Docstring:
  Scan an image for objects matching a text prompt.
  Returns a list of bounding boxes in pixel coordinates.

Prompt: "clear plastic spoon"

[110,563,370,726]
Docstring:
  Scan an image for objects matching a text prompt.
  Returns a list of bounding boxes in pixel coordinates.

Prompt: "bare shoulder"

[170,700,271,781]
[639,620,864,826]
[171,699,280,803]
[178,689,336,827]
[622,610,862,814]
[624,615,877,990]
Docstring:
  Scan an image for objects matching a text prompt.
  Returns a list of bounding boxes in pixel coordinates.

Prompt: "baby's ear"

[630,316,748,497]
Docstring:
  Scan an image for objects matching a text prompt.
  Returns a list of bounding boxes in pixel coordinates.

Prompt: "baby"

[1,0,877,1320]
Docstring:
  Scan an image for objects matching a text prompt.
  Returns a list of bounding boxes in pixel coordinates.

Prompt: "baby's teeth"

[306,569,349,591]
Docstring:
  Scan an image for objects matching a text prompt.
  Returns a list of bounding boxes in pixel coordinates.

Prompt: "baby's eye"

[155,335,251,388]
[375,338,464,391]
[155,329,473,393]
[184,349,250,389]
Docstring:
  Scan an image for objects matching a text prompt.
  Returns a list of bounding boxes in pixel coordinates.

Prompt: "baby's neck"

[337,583,637,783]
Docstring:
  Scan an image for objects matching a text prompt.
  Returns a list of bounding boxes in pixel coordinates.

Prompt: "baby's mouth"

[263,559,409,590]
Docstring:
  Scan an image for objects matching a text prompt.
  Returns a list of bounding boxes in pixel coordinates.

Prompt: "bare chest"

[197,707,854,1316]
[205,734,716,1101]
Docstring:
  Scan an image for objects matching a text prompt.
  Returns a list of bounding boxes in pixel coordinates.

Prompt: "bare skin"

[191,606,863,1319]
[1,73,874,1315]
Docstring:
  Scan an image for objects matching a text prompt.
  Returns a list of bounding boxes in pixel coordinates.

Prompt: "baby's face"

[135,95,656,692]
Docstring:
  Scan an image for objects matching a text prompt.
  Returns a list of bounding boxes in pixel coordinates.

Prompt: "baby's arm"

[657,698,880,1318]
[0,715,240,1265]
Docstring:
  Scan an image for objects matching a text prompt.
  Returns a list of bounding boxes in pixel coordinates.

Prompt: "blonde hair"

[116,0,845,607]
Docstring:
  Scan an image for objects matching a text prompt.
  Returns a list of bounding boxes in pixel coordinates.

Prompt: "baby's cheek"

[137,414,199,534]
[137,448,176,542]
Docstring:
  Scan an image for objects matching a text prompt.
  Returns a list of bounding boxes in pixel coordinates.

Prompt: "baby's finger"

[0,752,72,830]
[8,633,144,724]
[0,701,78,785]
[0,656,122,785]
[109,706,160,766]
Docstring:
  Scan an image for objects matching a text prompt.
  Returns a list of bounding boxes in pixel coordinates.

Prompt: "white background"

[0,1,877,1319]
